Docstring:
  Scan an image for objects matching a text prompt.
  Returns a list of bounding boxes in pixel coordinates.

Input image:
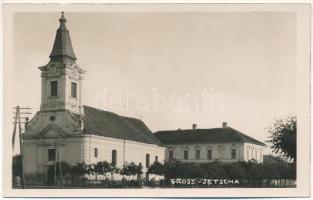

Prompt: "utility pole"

[12,106,31,189]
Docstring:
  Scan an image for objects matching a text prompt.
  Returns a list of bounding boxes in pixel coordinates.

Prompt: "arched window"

[146,154,150,168]
[94,148,98,158]
[112,150,117,166]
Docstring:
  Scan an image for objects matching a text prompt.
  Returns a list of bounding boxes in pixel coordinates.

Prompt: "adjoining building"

[154,123,266,163]
[22,13,165,185]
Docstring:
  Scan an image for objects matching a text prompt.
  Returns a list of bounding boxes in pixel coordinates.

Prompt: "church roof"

[82,105,163,146]
[49,12,77,63]
[154,127,266,146]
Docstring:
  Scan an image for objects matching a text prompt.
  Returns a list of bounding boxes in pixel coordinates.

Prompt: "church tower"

[39,12,85,114]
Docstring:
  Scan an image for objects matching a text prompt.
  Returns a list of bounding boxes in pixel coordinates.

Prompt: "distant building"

[155,123,266,163]
[22,13,165,185]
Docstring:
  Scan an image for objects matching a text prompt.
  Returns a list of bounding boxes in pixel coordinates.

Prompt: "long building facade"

[155,123,266,163]
[22,13,165,185]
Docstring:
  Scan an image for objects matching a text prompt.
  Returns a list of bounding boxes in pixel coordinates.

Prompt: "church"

[22,13,165,184]
[22,13,266,185]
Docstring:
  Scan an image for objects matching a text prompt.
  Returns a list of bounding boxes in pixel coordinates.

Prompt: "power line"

[12,106,32,189]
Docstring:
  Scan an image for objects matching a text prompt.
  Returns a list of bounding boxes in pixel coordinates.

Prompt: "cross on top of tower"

[58,12,67,30]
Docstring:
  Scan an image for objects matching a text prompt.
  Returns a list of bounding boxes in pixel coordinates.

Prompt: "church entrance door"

[47,167,55,186]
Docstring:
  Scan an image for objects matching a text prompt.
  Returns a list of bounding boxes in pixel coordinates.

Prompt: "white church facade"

[22,13,165,185]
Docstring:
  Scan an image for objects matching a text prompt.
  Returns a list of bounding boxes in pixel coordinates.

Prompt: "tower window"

[50,81,58,96]
[71,82,77,98]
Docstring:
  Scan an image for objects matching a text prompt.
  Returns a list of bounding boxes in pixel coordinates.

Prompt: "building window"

[207,149,212,160]
[112,150,117,166]
[48,149,56,161]
[195,150,200,159]
[155,156,158,162]
[71,82,77,98]
[255,150,258,159]
[231,149,236,159]
[94,148,98,158]
[184,150,189,160]
[50,81,58,96]
[146,154,150,168]
[169,150,174,160]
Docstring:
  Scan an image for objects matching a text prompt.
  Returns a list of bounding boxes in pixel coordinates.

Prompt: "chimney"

[192,124,197,130]
[222,122,227,128]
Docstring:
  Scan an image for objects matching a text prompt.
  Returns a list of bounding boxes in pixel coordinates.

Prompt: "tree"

[108,162,119,180]
[71,162,91,186]
[94,161,110,180]
[267,116,296,162]
[120,162,139,180]
[148,161,164,176]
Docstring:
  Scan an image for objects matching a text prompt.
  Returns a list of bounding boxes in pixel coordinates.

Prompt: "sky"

[7,11,297,153]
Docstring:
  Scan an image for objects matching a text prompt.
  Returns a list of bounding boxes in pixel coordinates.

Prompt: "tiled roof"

[154,127,266,146]
[82,105,163,146]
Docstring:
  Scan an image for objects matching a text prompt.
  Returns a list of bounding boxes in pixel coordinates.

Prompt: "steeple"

[49,12,77,64]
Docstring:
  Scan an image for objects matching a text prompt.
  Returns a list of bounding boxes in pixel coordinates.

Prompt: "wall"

[40,63,84,114]
[82,134,166,173]
[164,143,246,163]
[243,143,264,163]
[23,137,83,184]
[164,142,264,163]
[22,133,165,183]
